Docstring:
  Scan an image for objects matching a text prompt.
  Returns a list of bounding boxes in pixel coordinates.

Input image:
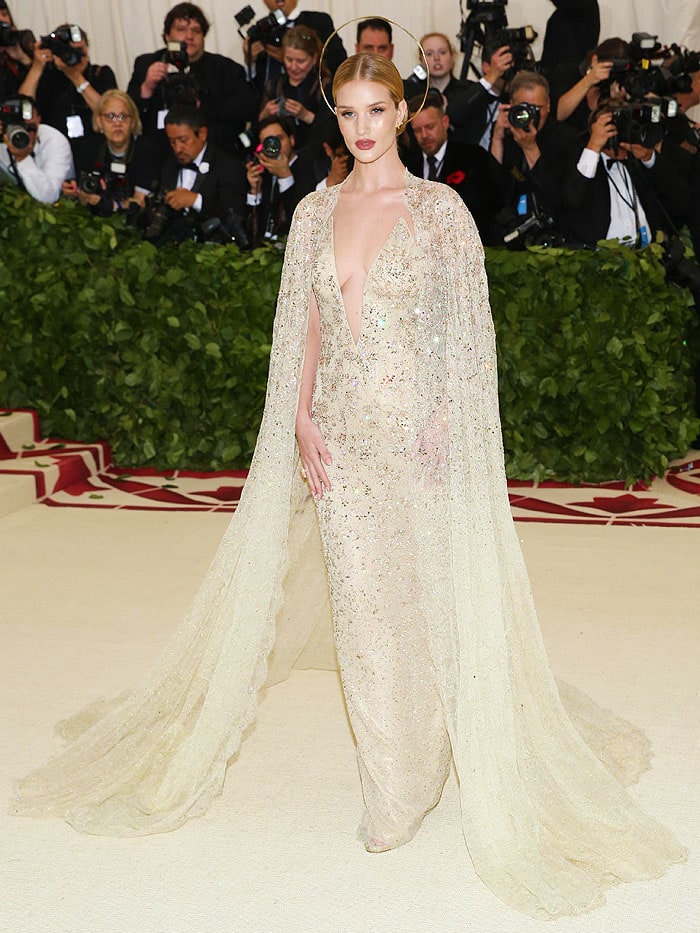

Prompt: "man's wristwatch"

[75,80,90,94]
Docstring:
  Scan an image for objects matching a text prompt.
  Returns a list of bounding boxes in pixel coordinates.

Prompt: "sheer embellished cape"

[12,172,686,919]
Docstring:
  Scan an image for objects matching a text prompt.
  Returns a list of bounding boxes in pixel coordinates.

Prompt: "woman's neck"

[343,146,406,194]
[431,73,450,92]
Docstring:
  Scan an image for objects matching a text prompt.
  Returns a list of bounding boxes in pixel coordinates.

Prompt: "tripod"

[457,2,509,80]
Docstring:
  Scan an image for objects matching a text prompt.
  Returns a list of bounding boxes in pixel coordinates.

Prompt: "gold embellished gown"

[13,173,686,919]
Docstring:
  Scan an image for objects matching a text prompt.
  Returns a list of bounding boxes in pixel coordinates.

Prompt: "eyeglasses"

[103,112,132,123]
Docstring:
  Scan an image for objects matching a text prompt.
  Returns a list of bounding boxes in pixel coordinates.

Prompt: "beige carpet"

[1,506,698,933]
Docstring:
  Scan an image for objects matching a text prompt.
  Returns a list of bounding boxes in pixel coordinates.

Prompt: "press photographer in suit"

[128,3,257,155]
[557,100,691,247]
[161,102,246,229]
[489,70,581,243]
[245,114,316,245]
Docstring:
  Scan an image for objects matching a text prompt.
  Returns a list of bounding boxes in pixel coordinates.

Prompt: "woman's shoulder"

[406,173,469,217]
[288,185,336,233]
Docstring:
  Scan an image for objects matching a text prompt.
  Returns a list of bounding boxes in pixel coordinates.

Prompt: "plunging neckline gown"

[12,174,686,920]
[312,212,450,846]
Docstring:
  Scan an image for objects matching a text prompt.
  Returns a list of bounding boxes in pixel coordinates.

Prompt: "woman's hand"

[296,413,332,499]
[283,98,314,125]
[259,98,281,120]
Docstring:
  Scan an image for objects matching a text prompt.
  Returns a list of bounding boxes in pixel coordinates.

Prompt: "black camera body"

[0,21,20,47]
[160,44,200,109]
[494,24,537,77]
[0,98,34,149]
[239,6,288,48]
[39,25,83,67]
[610,101,669,148]
[508,101,541,132]
[79,166,134,200]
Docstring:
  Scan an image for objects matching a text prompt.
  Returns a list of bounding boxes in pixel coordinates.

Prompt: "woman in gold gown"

[13,52,686,919]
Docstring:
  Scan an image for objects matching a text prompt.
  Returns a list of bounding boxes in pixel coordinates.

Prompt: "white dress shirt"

[576,148,654,244]
[0,124,74,204]
[177,146,209,213]
[422,140,448,180]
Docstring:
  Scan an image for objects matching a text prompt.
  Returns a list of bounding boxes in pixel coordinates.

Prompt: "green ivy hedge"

[0,187,697,483]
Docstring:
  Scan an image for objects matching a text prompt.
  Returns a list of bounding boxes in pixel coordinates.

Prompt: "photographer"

[448,36,514,149]
[553,37,631,132]
[557,99,691,246]
[244,0,345,93]
[63,90,163,216]
[0,93,73,202]
[489,70,580,241]
[245,114,316,246]
[160,102,246,229]
[258,27,333,150]
[128,3,257,155]
[18,25,116,154]
[0,2,34,100]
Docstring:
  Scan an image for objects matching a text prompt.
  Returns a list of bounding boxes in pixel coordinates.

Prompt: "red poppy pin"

[446,170,466,185]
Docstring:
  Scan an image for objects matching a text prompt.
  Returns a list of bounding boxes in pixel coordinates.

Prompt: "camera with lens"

[508,101,541,132]
[236,4,288,48]
[130,187,181,245]
[610,100,671,149]
[79,166,133,200]
[0,98,35,150]
[39,25,83,67]
[497,199,564,248]
[256,134,282,161]
[661,235,700,293]
[493,24,538,77]
[0,21,20,47]
[199,208,252,249]
[160,41,200,109]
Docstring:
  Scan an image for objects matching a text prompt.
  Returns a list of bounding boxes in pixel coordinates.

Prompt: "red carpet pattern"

[2,410,699,525]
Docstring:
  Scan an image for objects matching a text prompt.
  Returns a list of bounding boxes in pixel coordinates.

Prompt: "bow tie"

[180,161,199,173]
[606,157,622,170]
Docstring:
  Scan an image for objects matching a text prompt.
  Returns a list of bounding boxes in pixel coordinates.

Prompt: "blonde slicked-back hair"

[92,89,143,136]
[332,52,408,134]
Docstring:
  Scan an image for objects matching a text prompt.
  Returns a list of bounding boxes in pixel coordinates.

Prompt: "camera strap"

[605,159,645,242]
[7,150,26,192]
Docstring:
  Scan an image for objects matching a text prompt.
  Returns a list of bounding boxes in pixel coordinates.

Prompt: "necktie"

[427,155,438,181]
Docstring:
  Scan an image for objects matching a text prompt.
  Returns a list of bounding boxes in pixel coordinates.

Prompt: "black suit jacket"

[442,80,500,148]
[496,118,582,218]
[541,0,600,71]
[161,142,247,224]
[128,50,259,154]
[405,140,502,239]
[557,148,691,246]
[247,150,317,245]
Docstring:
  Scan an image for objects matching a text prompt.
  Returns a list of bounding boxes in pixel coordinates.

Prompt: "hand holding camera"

[587,110,617,153]
[482,45,513,89]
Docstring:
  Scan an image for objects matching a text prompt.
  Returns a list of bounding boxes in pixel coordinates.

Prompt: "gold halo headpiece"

[319,16,431,123]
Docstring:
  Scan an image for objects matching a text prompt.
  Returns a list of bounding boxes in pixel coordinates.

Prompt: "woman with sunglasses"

[63,89,163,215]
